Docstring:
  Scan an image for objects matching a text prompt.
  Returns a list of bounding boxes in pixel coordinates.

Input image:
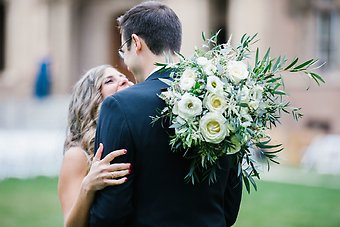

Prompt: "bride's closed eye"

[104,79,113,84]
[104,76,116,85]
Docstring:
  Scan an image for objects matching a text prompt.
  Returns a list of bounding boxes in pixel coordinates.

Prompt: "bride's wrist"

[81,176,95,195]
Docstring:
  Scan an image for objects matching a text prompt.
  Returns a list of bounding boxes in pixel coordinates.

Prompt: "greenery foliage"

[152,31,324,191]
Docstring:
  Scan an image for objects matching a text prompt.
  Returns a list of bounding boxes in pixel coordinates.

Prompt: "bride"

[58,65,134,227]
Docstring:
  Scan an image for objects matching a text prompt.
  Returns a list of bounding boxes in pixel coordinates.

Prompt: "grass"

[0,177,63,227]
[0,177,339,227]
[234,181,340,227]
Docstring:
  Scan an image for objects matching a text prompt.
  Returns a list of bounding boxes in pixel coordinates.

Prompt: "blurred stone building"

[0,0,339,165]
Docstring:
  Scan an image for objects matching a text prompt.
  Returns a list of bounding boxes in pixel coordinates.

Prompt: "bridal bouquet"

[152,32,324,192]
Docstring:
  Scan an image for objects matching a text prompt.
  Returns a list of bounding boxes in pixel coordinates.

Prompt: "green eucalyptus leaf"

[284,57,299,70]
[292,59,316,71]
[309,72,325,85]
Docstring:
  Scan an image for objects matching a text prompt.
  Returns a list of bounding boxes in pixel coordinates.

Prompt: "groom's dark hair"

[117,1,182,55]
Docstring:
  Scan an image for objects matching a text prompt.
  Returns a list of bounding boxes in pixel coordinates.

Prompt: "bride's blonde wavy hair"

[63,65,112,161]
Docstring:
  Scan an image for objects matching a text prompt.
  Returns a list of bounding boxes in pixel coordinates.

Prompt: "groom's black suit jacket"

[89,70,242,227]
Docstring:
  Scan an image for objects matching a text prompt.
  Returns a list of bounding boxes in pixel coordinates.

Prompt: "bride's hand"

[82,143,131,192]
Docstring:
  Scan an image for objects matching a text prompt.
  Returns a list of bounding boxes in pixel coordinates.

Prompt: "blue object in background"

[34,57,51,98]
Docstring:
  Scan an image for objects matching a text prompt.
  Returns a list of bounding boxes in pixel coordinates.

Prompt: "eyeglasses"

[118,37,132,59]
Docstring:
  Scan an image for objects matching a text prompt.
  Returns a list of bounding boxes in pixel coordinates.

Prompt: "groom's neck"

[138,54,179,82]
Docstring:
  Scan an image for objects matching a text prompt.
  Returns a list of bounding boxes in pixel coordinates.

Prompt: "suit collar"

[145,67,172,81]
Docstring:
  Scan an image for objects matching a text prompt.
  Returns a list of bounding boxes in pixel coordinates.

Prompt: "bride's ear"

[131,34,142,52]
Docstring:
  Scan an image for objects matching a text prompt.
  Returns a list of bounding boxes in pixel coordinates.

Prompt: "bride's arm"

[58,144,130,227]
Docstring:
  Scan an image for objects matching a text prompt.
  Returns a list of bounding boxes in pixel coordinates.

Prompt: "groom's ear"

[131,34,143,53]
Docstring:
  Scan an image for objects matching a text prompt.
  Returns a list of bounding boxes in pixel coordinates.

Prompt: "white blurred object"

[0,96,68,180]
[0,130,64,180]
[301,134,340,175]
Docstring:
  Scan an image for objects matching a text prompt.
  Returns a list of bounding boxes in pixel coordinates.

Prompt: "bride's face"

[101,67,134,98]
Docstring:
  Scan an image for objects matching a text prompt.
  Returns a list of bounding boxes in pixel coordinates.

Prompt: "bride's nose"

[119,77,129,86]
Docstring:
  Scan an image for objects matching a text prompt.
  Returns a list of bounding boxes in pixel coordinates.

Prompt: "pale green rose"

[206,75,224,94]
[199,112,228,144]
[227,60,249,84]
[229,135,241,154]
[179,69,197,90]
[203,93,228,113]
[177,93,202,119]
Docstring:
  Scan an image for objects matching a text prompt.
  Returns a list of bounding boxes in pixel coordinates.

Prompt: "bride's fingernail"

[123,149,128,154]
[125,177,128,182]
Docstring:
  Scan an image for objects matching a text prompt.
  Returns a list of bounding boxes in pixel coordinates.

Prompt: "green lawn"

[0,177,339,227]
[0,177,63,227]
[234,181,340,227]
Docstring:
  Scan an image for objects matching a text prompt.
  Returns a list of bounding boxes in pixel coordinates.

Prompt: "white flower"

[199,112,228,144]
[226,60,249,84]
[206,76,224,94]
[177,93,202,120]
[203,93,228,113]
[250,85,263,101]
[160,90,174,100]
[248,100,260,110]
[204,63,217,76]
[238,86,250,102]
[240,107,252,122]
[172,101,179,115]
[241,121,252,128]
[179,69,197,90]
[196,57,209,66]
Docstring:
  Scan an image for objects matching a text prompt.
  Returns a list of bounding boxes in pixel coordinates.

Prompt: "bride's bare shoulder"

[62,146,90,172]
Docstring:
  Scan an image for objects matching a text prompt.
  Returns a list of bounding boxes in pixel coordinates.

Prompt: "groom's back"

[113,72,241,227]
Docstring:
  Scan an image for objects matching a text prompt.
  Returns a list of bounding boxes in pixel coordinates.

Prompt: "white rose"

[196,57,209,66]
[182,68,197,79]
[177,93,202,119]
[206,76,224,94]
[179,69,197,90]
[227,60,249,84]
[203,93,228,113]
[199,112,228,144]
[180,77,196,90]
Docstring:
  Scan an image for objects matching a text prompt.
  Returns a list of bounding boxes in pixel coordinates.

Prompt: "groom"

[89,1,242,226]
